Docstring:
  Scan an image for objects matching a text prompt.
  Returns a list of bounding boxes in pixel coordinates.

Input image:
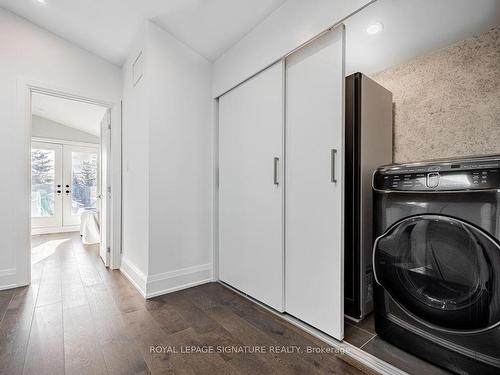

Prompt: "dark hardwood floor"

[344,315,450,374]
[0,232,368,375]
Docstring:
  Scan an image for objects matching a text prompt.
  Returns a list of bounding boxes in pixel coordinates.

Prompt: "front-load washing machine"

[372,156,500,374]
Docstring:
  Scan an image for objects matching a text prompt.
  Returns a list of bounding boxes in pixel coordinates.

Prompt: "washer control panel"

[426,172,440,188]
[374,159,500,191]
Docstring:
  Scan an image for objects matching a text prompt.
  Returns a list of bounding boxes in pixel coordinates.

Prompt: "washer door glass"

[374,214,500,332]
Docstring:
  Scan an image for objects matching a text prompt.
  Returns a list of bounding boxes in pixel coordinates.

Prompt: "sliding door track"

[218,281,406,375]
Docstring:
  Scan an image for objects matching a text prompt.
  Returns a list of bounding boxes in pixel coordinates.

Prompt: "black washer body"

[373,155,500,374]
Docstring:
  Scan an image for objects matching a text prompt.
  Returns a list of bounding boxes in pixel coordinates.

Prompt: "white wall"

[121,22,213,297]
[0,8,121,290]
[121,25,150,290]
[212,0,372,97]
[147,23,213,285]
[32,115,100,144]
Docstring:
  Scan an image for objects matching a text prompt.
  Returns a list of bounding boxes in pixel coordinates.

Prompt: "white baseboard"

[0,268,17,291]
[32,226,80,235]
[120,256,147,297]
[146,263,212,298]
[120,258,213,299]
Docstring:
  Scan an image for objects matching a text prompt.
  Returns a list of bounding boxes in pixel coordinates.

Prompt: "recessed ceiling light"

[366,22,383,35]
[35,0,47,5]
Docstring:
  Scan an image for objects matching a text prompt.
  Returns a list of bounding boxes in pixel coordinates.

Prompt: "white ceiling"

[32,93,107,136]
[345,0,500,75]
[0,0,498,71]
[0,0,287,65]
[152,0,287,61]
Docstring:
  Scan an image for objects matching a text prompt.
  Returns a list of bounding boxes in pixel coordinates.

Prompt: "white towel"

[80,210,100,245]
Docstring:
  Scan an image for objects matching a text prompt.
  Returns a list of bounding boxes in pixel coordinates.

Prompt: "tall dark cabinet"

[344,72,393,320]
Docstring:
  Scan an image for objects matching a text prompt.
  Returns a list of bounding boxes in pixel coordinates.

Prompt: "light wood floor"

[0,232,367,375]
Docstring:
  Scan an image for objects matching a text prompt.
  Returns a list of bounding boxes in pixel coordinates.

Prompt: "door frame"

[18,79,122,287]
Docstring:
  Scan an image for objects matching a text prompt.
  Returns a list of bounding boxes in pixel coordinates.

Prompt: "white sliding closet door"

[219,61,284,311]
[285,26,345,339]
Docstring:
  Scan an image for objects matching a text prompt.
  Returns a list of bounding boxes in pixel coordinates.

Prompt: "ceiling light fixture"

[366,22,383,35]
[35,0,47,5]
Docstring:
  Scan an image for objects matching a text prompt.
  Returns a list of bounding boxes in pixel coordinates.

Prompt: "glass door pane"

[31,142,63,229]
[63,145,99,227]
[71,151,98,215]
[31,148,55,217]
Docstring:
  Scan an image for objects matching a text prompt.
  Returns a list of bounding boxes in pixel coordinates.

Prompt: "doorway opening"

[30,92,112,268]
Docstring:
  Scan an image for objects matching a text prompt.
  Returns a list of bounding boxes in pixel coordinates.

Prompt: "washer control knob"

[427,172,440,188]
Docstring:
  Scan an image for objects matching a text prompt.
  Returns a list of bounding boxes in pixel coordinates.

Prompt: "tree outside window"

[31,149,55,217]
[71,153,98,215]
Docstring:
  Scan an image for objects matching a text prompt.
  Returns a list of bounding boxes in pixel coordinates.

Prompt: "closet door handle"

[331,149,337,183]
[273,157,280,185]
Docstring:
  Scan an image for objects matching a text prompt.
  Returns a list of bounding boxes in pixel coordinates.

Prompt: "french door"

[31,141,99,230]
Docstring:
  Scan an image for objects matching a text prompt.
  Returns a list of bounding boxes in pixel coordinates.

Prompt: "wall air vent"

[132,51,143,87]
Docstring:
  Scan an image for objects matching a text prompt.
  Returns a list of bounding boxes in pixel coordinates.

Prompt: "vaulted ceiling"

[32,93,107,136]
[0,0,287,65]
[0,0,498,73]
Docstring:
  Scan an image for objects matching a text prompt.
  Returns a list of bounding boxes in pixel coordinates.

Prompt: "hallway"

[0,233,365,374]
